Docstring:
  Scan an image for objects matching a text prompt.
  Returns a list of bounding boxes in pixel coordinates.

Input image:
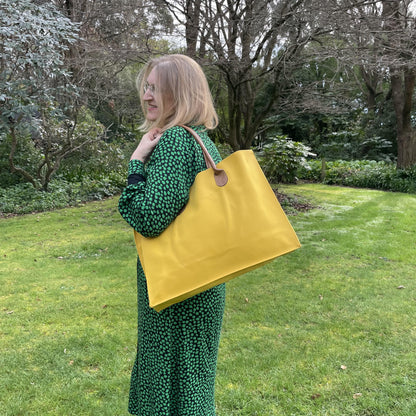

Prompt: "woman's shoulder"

[161,125,210,147]
[152,126,200,163]
[162,124,205,136]
[156,125,221,164]
[161,125,193,143]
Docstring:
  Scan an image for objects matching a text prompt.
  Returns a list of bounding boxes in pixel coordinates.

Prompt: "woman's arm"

[118,127,195,238]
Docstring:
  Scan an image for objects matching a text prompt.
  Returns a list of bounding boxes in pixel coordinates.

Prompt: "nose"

[143,89,153,100]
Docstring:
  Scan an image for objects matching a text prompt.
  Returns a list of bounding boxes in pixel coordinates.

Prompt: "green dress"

[118,126,225,416]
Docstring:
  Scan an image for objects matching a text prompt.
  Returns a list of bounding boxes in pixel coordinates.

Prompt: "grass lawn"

[1,183,415,415]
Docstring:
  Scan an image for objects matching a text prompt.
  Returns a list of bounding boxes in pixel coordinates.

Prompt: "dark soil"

[274,190,316,213]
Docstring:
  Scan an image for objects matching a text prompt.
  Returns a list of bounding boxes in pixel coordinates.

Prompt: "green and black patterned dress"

[118,126,225,416]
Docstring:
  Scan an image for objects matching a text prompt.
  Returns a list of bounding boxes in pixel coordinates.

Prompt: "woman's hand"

[130,128,162,162]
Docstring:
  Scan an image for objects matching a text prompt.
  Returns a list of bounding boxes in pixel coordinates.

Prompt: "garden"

[1,1,416,415]
[1,184,415,415]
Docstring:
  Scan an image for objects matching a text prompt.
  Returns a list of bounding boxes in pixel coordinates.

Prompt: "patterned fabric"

[118,126,226,416]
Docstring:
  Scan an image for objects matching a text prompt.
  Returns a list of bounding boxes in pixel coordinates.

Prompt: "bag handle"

[179,125,228,187]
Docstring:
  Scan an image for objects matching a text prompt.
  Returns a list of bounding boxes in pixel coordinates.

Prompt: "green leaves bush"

[257,135,316,183]
[0,173,125,215]
[299,160,416,193]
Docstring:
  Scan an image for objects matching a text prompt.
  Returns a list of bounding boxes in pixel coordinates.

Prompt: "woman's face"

[143,67,160,121]
[143,67,174,123]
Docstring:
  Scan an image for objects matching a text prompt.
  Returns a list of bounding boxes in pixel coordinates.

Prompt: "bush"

[0,172,126,215]
[298,160,416,193]
[58,125,131,183]
[320,132,394,162]
[257,135,316,183]
[0,133,43,188]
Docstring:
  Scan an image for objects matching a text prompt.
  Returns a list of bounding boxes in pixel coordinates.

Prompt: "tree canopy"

[1,0,416,190]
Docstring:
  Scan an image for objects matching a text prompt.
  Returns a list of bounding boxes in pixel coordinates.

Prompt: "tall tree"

[161,0,328,150]
[322,0,416,168]
[52,0,173,126]
[381,0,416,168]
[0,0,95,190]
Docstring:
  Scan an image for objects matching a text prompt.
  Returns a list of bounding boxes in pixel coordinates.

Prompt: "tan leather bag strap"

[179,125,228,187]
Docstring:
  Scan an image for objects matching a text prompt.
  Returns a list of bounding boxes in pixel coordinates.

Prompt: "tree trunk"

[8,125,38,189]
[227,86,240,150]
[397,129,416,168]
[185,0,201,57]
[382,0,416,169]
[390,70,416,169]
[360,66,380,115]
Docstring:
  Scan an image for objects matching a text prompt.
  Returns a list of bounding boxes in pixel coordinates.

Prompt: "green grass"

[1,184,416,415]
[0,200,137,415]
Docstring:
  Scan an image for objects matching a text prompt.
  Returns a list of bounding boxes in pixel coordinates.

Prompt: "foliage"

[48,1,173,143]
[90,63,146,140]
[160,1,330,150]
[0,173,125,215]
[359,102,397,158]
[0,0,79,127]
[39,109,107,188]
[320,130,394,161]
[59,140,128,182]
[257,135,316,183]
[326,1,416,168]
[0,107,109,191]
[0,133,40,188]
[270,105,395,163]
[0,0,82,189]
[299,159,416,193]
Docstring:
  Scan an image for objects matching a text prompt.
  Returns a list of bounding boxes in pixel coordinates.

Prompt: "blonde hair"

[137,54,218,131]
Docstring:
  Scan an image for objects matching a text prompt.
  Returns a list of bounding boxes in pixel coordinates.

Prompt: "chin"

[146,112,159,121]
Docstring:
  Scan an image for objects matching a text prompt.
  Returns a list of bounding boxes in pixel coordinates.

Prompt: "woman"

[118,54,225,416]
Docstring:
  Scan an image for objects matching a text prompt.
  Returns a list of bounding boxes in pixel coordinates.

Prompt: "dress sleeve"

[118,127,195,238]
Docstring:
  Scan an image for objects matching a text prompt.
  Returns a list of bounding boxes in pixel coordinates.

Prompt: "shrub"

[320,132,394,162]
[0,132,43,188]
[257,135,316,183]
[0,173,126,215]
[298,160,416,193]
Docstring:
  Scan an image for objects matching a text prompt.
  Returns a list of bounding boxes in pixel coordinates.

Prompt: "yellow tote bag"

[134,126,301,311]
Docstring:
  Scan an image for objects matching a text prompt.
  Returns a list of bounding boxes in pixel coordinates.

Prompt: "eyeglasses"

[143,82,156,95]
